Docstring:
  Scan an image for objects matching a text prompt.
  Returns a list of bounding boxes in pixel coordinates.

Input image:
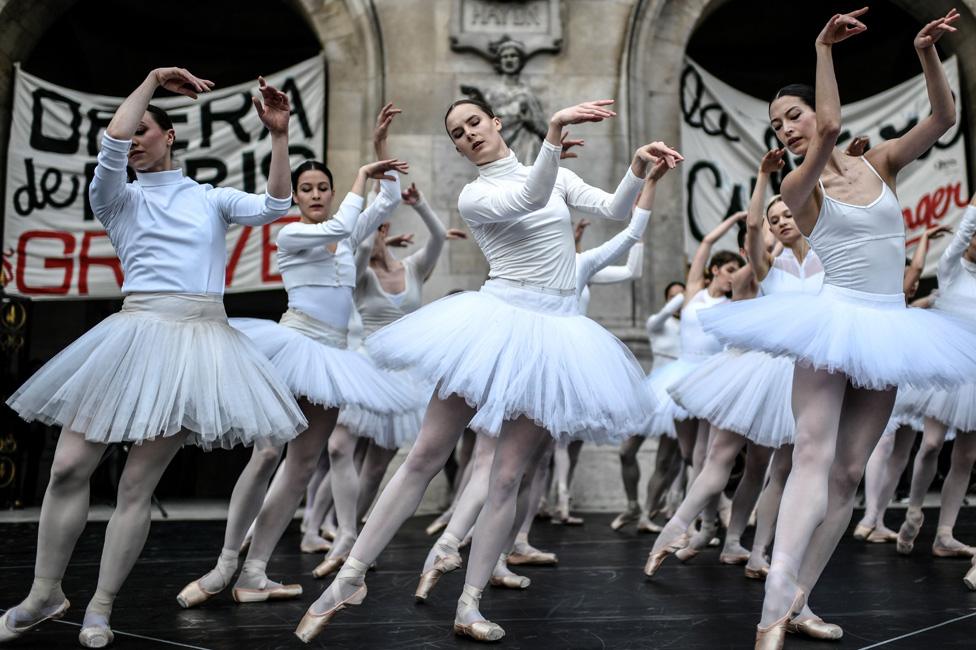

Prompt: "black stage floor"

[2,508,974,649]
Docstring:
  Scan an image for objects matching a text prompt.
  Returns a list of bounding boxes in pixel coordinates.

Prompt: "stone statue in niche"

[460,38,548,163]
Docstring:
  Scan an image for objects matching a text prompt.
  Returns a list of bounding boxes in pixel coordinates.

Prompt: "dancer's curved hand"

[924,224,953,240]
[401,182,421,205]
[560,132,585,159]
[386,233,414,247]
[759,148,786,174]
[816,8,868,46]
[844,136,870,157]
[361,159,409,182]
[374,103,402,145]
[152,67,214,99]
[252,77,291,135]
[446,228,468,240]
[636,142,683,170]
[550,100,616,128]
[647,156,672,182]
[915,9,959,50]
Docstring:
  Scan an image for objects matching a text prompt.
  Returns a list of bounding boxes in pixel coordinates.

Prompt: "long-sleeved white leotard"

[89,133,291,294]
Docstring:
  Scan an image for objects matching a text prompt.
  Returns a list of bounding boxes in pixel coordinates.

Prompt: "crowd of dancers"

[1,7,975,650]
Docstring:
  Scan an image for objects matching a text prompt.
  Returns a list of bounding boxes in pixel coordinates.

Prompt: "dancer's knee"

[48,455,92,494]
[829,460,864,498]
[251,445,282,473]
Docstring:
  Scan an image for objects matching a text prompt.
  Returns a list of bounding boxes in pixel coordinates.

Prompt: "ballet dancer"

[296,97,679,643]
[0,68,307,647]
[698,9,976,647]
[413,154,670,603]
[897,196,976,558]
[652,149,824,585]
[176,105,412,608]
[610,280,686,533]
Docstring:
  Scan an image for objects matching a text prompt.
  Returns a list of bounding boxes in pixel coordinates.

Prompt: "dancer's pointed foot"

[676,521,717,562]
[852,521,874,541]
[300,532,332,554]
[313,532,357,579]
[744,554,770,580]
[178,549,239,608]
[964,556,976,591]
[719,540,751,565]
[415,534,463,602]
[490,555,530,590]
[636,512,664,534]
[425,511,451,536]
[866,525,898,544]
[932,531,976,558]
[644,529,689,577]
[787,606,843,641]
[0,598,70,643]
[507,540,558,566]
[79,609,114,648]
[454,585,505,642]
[896,508,924,555]
[233,561,302,603]
[610,502,641,531]
[756,575,805,650]
[295,582,366,643]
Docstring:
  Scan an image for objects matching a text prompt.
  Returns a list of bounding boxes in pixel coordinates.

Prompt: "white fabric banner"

[680,56,968,278]
[2,55,325,299]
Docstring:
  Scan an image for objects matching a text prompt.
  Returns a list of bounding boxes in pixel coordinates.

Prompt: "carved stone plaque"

[450,0,562,61]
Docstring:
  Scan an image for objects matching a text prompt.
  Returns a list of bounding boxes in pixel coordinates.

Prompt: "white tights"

[12,428,187,631]
[761,366,894,627]
[356,442,398,519]
[747,445,792,570]
[859,426,914,531]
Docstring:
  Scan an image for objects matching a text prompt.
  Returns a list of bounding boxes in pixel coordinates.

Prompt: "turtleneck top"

[458,139,644,291]
[89,133,292,295]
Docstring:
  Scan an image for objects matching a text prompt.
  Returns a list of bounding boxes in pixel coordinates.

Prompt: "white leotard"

[760,248,825,296]
[680,289,727,358]
[646,293,683,370]
[934,205,976,315]
[811,157,905,295]
[459,140,644,291]
[275,176,401,329]
[89,134,291,294]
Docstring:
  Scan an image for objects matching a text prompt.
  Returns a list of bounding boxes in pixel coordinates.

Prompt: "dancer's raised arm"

[746,149,785,282]
[869,10,959,178]
[686,212,747,299]
[774,9,866,224]
[106,67,213,141]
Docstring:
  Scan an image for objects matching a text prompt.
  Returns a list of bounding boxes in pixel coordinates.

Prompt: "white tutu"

[7,293,306,450]
[641,358,703,437]
[337,349,431,449]
[365,279,652,442]
[699,284,976,391]
[882,386,926,436]
[231,310,416,427]
[917,383,976,433]
[669,349,795,448]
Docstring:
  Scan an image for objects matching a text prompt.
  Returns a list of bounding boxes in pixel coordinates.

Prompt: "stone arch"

[623,0,976,319]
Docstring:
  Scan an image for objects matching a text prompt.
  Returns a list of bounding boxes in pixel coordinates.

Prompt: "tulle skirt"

[917,383,976,433]
[642,356,708,438]
[337,347,431,449]
[669,349,795,448]
[365,279,652,442]
[6,293,306,449]
[699,284,976,391]
[882,386,927,437]
[230,310,416,435]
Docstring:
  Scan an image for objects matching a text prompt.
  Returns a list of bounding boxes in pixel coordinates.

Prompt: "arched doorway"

[0,0,385,504]
[625,0,976,318]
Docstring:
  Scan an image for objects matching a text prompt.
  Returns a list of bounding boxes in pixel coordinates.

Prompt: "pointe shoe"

[744,565,769,580]
[79,624,114,648]
[300,538,332,554]
[755,591,806,650]
[0,599,70,642]
[719,551,750,565]
[507,549,558,566]
[964,558,976,591]
[644,535,688,578]
[852,523,874,541]
[490,574,530,589]
[932,543,976,558]
[610,507,641,531]
[787,616,843,640]
[866,529,898,544]
[454,620,505,642]
[176,580,222,609]
[414,553,463,602]
[636,514,664,534]
[896,511,923,555]
[294,584,367,644]
[232,582,303,603]
[313,556,347,579]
